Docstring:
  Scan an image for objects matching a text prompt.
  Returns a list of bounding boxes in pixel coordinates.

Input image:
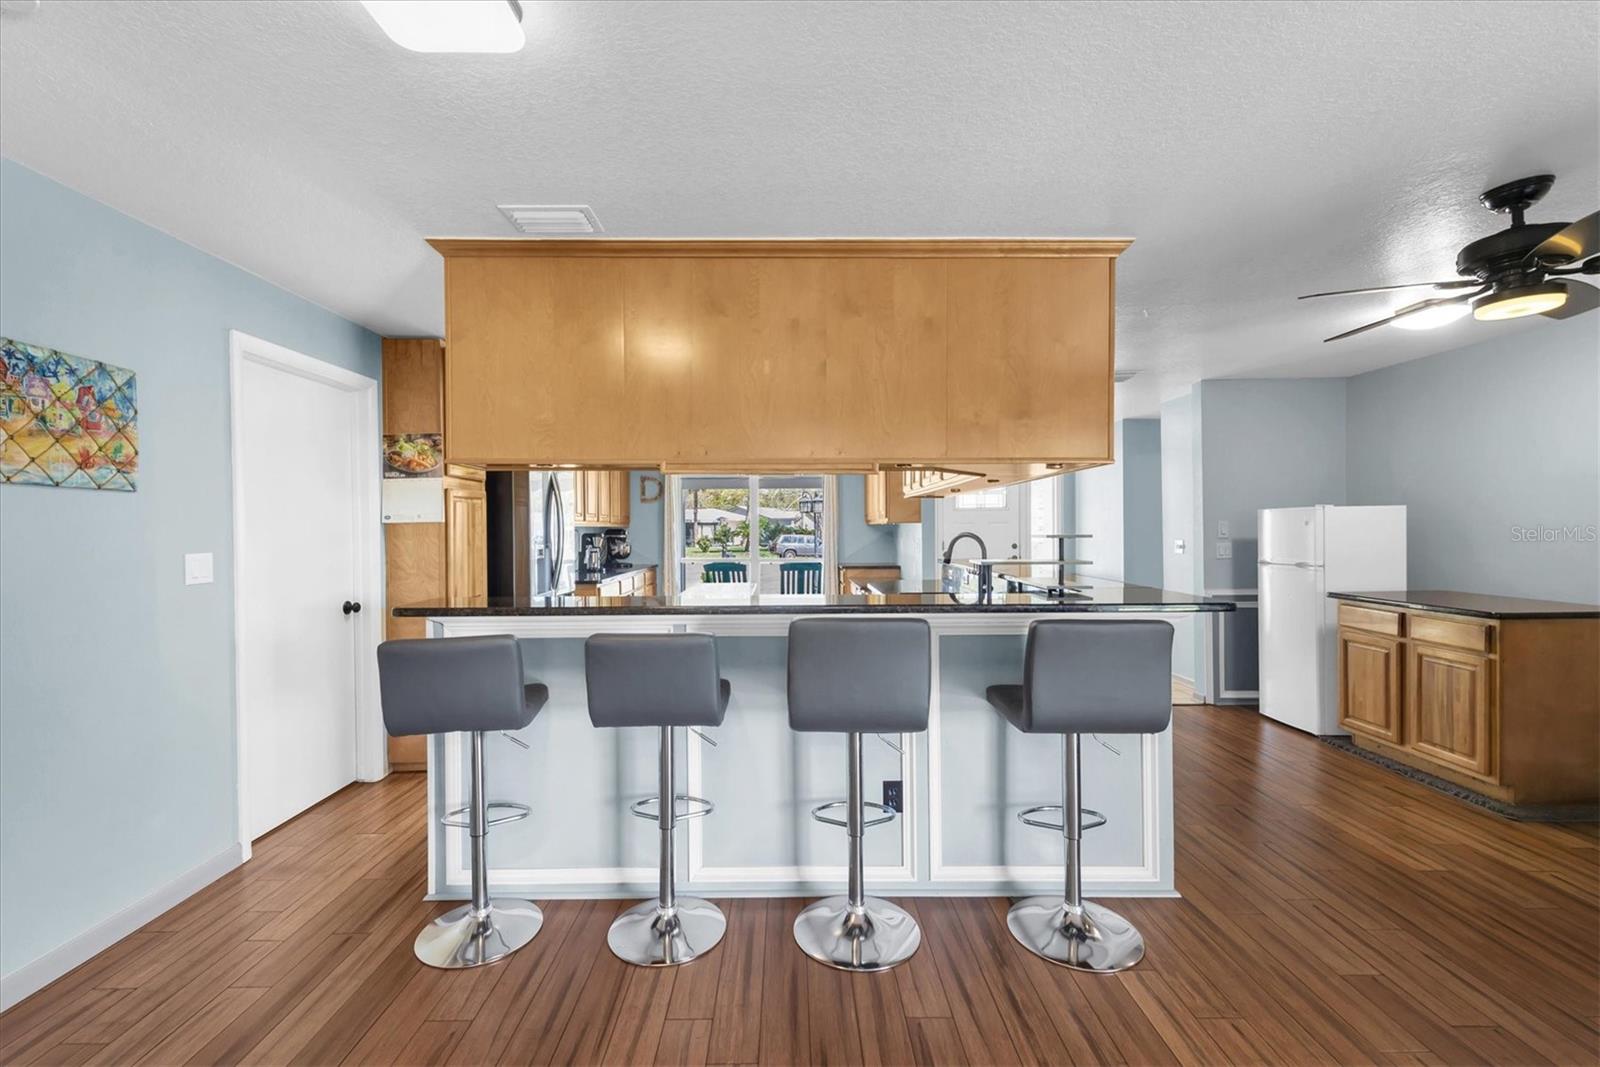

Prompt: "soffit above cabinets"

[430,238,1128,475]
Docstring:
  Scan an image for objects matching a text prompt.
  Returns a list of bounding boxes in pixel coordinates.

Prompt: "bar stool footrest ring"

[811,799,897,829]
[630,794,715,822]
[1017,804,1106,833]
[440,801,531,829]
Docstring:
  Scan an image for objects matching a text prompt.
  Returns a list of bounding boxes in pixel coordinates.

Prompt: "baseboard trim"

[0,843,244,1011]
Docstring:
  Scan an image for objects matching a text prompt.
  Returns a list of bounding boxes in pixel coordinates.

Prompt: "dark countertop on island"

[1329,589,1600,620]
[396,578,1237,617]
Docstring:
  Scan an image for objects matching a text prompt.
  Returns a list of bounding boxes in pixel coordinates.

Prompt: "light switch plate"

[1217,520,1230,539]
[1215,542,1232,560]
[1173,538,1185,554]
[184,552,214,585]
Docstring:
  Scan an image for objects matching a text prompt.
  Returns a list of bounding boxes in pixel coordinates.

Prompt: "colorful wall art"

[0,337,139,490]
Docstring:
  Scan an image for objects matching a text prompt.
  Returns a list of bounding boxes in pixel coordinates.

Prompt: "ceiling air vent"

[497,204,603,236]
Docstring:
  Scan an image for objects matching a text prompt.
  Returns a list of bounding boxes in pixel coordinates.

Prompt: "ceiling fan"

[1301,174,1598,342]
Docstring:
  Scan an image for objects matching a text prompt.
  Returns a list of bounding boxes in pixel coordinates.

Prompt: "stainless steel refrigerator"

[487,471,575,597]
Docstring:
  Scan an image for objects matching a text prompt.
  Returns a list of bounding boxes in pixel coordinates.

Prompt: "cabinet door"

[445,484,486,607]
[610,471,631,526]
[1338,629,1403,743]
[1406,643,1495,777]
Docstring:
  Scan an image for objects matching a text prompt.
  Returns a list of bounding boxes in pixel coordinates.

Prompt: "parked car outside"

[773,533,821,557]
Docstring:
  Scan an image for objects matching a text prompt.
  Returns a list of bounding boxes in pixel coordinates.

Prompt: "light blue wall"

[1195,379,1349,590]
[836,474,897,564]
[1074,424,1125,580]
[1120,419,1163,588]
[0,160,381,979]
[1347,317,1600,604]
[1159,394,1198,681]
[1071,419,1161,587]
[622,470,664,564]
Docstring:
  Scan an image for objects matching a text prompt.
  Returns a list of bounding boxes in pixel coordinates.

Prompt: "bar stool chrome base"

[794,895,922,973]
[1006,897,1144,972]
[415,899,544,969]
[608,897,727,967]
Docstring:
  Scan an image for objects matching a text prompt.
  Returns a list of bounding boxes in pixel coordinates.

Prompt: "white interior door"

[935,486,1024,566]
[236,351,363,840]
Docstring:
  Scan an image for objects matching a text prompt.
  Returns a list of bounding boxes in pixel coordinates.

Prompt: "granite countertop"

[571,562,655,585]
[1329,589,1600,620]
[395,578,1236,617]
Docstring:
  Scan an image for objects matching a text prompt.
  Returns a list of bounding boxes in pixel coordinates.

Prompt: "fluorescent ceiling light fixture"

[360,0,525,54]
[1391,298,1471,330]
[1472,283,1567,322]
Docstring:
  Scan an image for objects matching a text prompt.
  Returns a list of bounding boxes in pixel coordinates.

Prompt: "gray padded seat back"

[787,617,931,733]
[585,633,730,729]
[989,619,1173,735]
[378,635,542,737]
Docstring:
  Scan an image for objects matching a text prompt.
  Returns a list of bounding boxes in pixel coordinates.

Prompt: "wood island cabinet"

[1336,598,1599,804]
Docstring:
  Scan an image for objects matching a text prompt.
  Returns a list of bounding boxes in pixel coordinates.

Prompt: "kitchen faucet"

[943,532,992,599]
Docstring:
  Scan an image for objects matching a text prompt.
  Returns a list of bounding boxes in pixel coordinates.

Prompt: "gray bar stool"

[377,635,547,969]
[787,617,930,972]
[585,633,731,967]
[986,619,1173,972]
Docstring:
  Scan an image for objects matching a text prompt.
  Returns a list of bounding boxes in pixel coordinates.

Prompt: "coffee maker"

[579,531,606,575]
[603,527,631,565]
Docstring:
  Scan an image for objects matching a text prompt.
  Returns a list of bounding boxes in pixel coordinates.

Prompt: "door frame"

[228,330,385,860]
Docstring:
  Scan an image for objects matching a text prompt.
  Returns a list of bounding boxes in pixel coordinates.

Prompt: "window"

[954,487,1008,509]
[672,474,832,592]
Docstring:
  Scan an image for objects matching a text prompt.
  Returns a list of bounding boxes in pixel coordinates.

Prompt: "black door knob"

[342,600,361,616]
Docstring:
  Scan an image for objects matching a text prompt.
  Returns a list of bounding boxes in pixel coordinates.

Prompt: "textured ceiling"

[2,0,1595,416]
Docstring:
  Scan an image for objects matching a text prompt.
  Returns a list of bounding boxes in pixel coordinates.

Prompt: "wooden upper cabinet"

[432,240,1126,469]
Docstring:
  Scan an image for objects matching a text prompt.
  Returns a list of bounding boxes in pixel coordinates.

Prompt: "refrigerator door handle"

[1260,560,1319,569]
[546,477,564,588]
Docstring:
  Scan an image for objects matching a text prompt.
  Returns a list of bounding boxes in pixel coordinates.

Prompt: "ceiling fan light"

[1391,299,1471,330]
[1472,283,1568,321]
[360,0,524,53]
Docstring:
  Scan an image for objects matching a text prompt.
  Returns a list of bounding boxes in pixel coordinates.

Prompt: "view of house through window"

[676,475,829,592]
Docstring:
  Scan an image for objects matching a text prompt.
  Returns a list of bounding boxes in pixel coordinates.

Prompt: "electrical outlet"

[1217,520,1230,539]
[1215,542,1233,559]
[882,779,903,813]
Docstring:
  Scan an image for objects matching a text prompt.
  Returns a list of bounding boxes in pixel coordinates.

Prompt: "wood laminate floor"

[3,705,1597,1066]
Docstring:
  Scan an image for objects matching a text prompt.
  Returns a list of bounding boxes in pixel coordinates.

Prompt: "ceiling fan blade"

[1300,279,1479,299]
[1542,279,1600,320]
[1322,290,1482,342]
[1527,212,1598,265]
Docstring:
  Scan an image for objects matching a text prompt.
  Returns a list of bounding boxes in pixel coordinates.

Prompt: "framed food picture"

[0,338,138,491]
[382,433,443,479]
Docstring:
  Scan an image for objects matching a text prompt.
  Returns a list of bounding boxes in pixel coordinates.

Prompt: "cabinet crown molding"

[426,237,1133,259]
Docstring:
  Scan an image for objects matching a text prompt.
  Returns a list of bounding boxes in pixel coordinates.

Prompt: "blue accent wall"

[836,474,897,564]
[0,160,381,980]
[1347,317,1600,604]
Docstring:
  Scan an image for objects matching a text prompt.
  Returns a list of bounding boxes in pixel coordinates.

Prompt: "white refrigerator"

[1257,505,1407,735]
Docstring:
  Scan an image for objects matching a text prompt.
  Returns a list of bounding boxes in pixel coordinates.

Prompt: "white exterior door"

[935,486,1024,565]
[235,348,365,840]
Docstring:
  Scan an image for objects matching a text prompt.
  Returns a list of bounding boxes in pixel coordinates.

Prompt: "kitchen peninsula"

[396,583,1234,902]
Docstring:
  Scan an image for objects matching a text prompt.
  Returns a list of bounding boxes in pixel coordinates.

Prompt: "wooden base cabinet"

[573,566,656,598]
[1337,628,1403,744]
[1337,602,1598,804]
